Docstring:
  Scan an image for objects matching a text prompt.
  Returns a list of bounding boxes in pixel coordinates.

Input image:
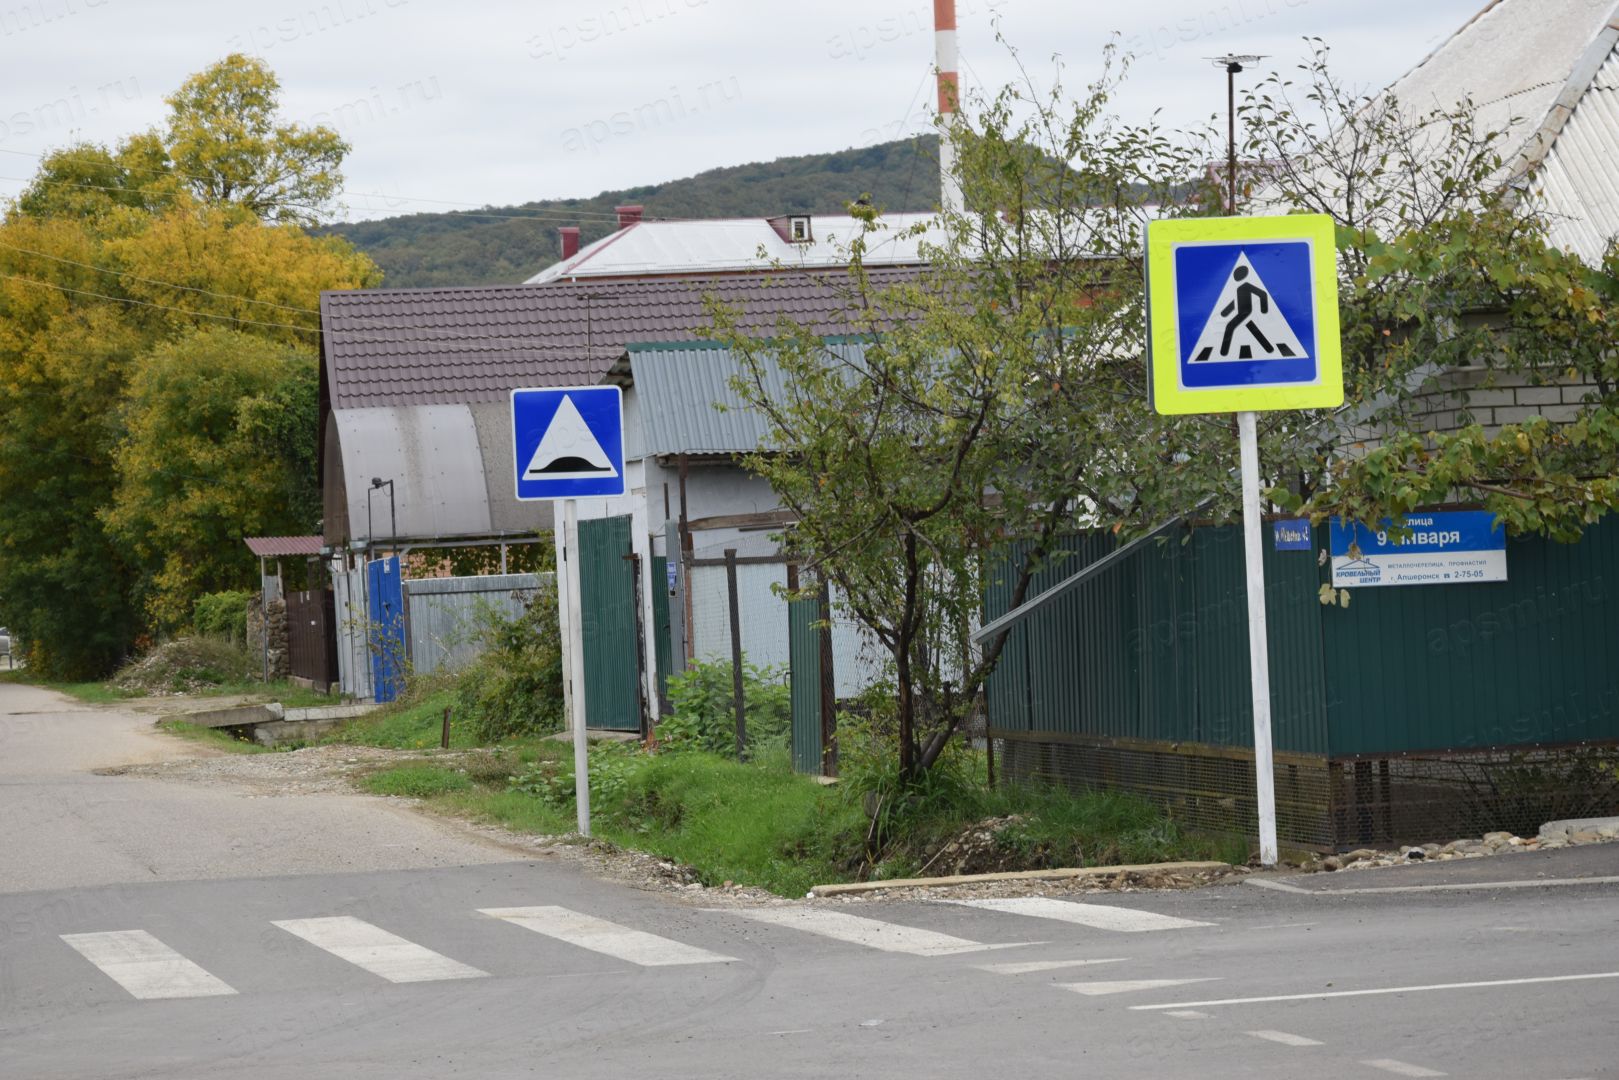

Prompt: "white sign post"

[1147,214,1343,867]
[512,385,627,839]
[1237,410,1278,865]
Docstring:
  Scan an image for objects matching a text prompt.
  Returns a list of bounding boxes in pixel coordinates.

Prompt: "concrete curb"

[807,860,1232,898]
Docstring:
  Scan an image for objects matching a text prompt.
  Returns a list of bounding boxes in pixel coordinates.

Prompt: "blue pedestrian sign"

[1147,214,1342,415]
[511,385,625,500]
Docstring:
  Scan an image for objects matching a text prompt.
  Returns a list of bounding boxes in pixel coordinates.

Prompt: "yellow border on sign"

[1147,213,1342,415]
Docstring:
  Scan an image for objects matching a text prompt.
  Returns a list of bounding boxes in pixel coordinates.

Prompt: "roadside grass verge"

[156,719,272,754]
[340,739,1236,898]
[0,671,137,703]
[0,669,339,709]
[362,763,475,798]
[321,685,473,749]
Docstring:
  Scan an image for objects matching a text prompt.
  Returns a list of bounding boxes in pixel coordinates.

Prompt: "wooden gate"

[286,588,339,692]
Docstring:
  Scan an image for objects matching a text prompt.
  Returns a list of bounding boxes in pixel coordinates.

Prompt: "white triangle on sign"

[1185,252,1309,363]
[523,394,618,481]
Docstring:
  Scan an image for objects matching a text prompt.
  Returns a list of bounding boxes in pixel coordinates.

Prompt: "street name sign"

[511,385,626,501]
[1271,519,1312,551]
[1147,214,1343,415]
[1330,511,1507,588]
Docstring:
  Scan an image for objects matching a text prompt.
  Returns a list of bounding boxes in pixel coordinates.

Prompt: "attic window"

[788,215,812,243]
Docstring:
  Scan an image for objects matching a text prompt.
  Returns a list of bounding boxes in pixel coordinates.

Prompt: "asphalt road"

[3,683,1616,1079]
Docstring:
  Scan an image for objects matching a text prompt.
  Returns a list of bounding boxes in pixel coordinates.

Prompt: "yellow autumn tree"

[0,55,375,675]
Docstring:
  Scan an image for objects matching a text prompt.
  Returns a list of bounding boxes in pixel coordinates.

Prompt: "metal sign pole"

[1237,410,1278,866]
[563,497,592,837]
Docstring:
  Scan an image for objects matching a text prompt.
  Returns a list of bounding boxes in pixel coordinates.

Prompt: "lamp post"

[367,477,396,549]
[1209,54,1265,214]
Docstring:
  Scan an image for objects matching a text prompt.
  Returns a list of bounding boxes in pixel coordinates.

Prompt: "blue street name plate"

[1329,510,1506,588]
[1272,519,1312,551]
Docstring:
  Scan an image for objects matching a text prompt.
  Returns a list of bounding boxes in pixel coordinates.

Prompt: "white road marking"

[1059,978,1217,997]
[1164,1010,1211,1019]
[1361,1059,1447,1077]
[972,958,1127,975]
[273,917,487,984]
[723,908,1029,956]
[1247,1029,1324,1047]
[480,906,734,966]
[945,897,1211,932]
[1247,875,1619,896]
[1131,971,1619,1010]
[60,930,237,1001]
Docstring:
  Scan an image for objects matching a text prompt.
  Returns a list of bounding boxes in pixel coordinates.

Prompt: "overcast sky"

[0,0,1486,222]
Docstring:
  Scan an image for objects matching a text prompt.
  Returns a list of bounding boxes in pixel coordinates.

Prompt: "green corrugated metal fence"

[789,595,823,774]
[579,514,642,732]
[985,516,1619,759]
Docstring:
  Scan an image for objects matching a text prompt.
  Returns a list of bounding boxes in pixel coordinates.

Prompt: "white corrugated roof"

[525,213,942,283]
[1255,0,1619,264]
[1528,18,1619,262]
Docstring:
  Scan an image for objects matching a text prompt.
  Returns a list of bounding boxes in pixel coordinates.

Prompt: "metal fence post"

[725,548,746,760]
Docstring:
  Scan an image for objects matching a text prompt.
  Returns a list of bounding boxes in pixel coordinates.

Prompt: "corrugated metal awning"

[245,536,324,558]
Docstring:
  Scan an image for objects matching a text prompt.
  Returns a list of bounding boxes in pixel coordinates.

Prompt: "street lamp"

[367,477,396,546]
[1209,54,1266,214]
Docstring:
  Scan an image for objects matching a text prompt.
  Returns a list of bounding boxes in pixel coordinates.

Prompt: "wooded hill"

[324,136,940,288]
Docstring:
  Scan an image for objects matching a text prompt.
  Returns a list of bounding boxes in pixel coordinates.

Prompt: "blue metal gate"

[367,555,405,703]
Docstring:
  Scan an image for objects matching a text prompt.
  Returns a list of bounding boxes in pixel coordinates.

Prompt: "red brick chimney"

[615,204,644,228]
[558,227,581,260]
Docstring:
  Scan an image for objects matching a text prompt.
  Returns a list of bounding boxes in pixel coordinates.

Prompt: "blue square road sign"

[512,385,626,501]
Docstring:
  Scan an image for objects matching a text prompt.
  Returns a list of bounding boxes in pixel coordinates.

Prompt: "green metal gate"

[789,595,824,774]
[579,515,642,732]
[652,554,672,709]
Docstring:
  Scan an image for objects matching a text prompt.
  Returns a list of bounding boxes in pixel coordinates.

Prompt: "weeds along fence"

[983,515,1619,850]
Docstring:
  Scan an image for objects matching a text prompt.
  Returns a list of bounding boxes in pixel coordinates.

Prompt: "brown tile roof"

[244,536,324,558]
[319,266,923,410]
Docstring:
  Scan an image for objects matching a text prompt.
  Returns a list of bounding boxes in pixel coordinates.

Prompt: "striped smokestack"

[934,0,964,215]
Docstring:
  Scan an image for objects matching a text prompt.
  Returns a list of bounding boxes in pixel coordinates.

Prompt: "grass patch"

[362,764,475,798]
[156,719,272,754]
[323,686,469,749]
[0,671,135,704]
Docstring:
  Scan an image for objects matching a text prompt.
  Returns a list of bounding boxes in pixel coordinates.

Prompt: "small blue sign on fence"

[1272,519,1312,551]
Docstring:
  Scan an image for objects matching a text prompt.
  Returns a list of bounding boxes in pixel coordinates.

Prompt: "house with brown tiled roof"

[317,266,917,712]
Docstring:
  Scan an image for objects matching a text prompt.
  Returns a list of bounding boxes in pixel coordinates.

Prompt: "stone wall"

[246,595,290,679]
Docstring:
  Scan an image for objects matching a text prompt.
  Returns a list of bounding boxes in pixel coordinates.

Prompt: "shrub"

[454,584,565,743]
[193,590,252,644]
[656,656,791,755]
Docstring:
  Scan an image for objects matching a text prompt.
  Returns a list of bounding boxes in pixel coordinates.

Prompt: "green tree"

[164,54,348,225]
[102,328,320,631]
[0,58,375,675]
[715,41,1619,782]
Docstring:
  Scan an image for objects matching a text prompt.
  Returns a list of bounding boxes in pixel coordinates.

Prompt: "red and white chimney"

[615,204,644,228]
[935,0,964,215]
[558,226,581,260]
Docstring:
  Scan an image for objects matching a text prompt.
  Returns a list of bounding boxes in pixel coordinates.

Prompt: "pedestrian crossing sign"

[1146,213,1342,414]
[512,385,626,500]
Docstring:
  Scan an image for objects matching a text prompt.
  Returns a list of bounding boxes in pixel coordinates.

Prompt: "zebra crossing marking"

[972,958,1128,975]
[943,897,1212,932]
[1058,978,1217,997]
[272,916,487,984]
[60,930,237,1001]
[480,906,735,966]
[723,908,1033,956]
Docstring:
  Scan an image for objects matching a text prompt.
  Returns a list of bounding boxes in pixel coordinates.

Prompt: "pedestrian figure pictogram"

[1186,252,1307,363]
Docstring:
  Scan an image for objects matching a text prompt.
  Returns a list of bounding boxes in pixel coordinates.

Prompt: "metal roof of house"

[319,266,921,411]
[244,535,324,558]
[525,213,941,284]
[1266,0,1619,263]
[622,340,870,457]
